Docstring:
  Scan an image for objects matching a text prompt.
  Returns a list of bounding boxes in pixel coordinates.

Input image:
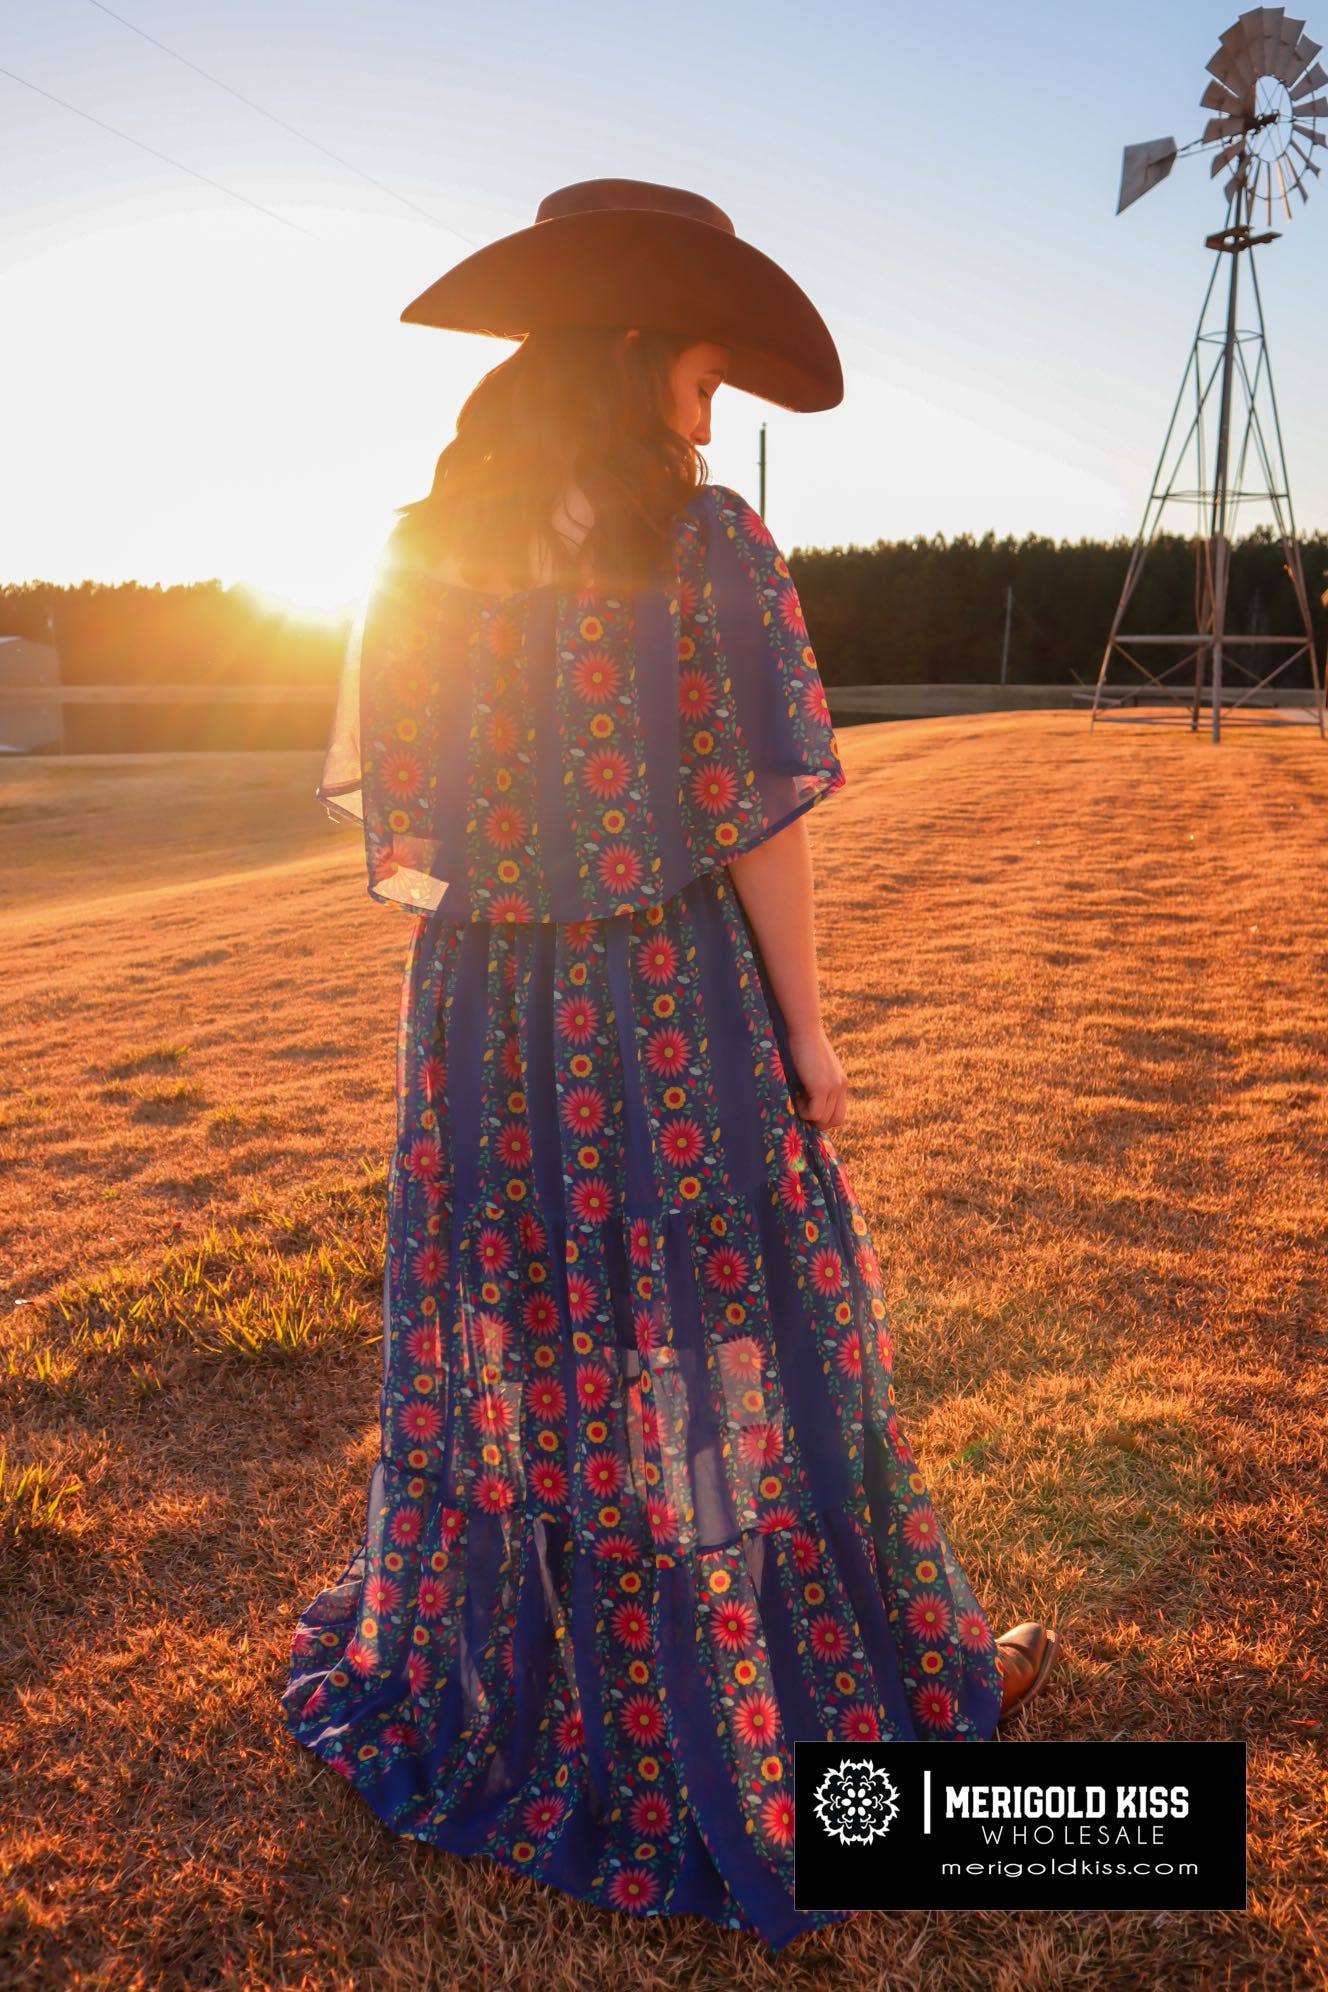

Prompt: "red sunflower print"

[575,1362,613,1411]
[520,1794,567,1839]
[523,1291,560,1337]
[703,1242,750,1293]
[710,1598,758,1652]
[468,1393,512,1440]
[737,1422,783,1469]
[837,1702,882,1743]
[733,1693,781,1750]
[583,747,633,800]
[364,1574,403,1615]
[410,1238,449,1289]
[561,1085,606,1140]
[388,1504,422,1546]
[529,1460,569,1505]
[529,1375,567,1420]
[583,1450,623,1498]
[404,1318,442,1367]
[790,1529,822,1573]
[761,1791,797,1848]
[564,1270,600,1322]
[474,1227,512,1275]
[571,648,621,704]
[473,1472,516,1514]
[810,1246,845,1295]
[382,749,423,801]
[906,1591,952,1644]
[555,1709,585,1753]
[958,1608,995,1651]
[688,760,741,817]
[399,1400,444,1444]
[645,1496,680,1542]
[556,993,600,1044]
[606,1866,661,1912]
[630,1790,672,1837]
[597,841,646,898]
[571,1175,614,1225]
[637,935,679,984]
[718,1336,763,1383]
[660,1116,706,1167]
[611,1601,652,1651]
[482,800,530,852]
[902,1508,942,1554]
[644,1024,690,1079]
[774,582,808,642]
[808,1612,851,1663]
[620,1694,666,1746]
[404,1135,443,1181]
[914,1683,957,1732]
[835,1333,863,1382]
[496,1120,533,1170]
[677,668,718,721]
[486,890,536,922]
[485,704,521,759]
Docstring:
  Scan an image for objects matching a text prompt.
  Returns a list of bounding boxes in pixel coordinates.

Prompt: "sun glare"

[235,580,361,628]
[230,533,391,627]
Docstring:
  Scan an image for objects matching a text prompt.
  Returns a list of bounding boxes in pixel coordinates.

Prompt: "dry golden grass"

[1,716,1325,1991]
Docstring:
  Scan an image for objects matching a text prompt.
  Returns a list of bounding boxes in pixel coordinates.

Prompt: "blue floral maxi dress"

[281,483,1002,1950]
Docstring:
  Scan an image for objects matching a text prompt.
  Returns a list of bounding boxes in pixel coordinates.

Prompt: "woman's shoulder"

[699,483,778,549]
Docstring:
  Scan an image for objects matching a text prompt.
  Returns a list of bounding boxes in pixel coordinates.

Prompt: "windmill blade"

[1236,8,1271,75]
[1291,31,1323,68]
[1291,61,1328,94]
[1273,13,1309,78]
[1203,112,1252,140]
[1288,93,1328,112]
[1201,76,1247,110]
[1246,6,1282,74]
[1288,133,1324,176]
[1225,160,1253,198]
[1267,5,1292,70]
[1117,135,1178,211]
[1211,138,1249,173]
[1211,24,1258,90]
[1292,119,1328,141]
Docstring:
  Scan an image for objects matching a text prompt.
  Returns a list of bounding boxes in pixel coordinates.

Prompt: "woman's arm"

[726,814,848,1130]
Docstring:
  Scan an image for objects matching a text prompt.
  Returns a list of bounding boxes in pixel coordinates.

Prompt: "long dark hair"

[388,325,710,596]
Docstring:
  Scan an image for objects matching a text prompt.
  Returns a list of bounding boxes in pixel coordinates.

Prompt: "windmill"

[1093,6,1327,742]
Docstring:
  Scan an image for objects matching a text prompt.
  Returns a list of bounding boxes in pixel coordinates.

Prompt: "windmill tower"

[1094,6,1327,743]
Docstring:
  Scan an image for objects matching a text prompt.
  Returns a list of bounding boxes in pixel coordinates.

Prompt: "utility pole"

[758,423,767,519]
[1000,585,1013,685]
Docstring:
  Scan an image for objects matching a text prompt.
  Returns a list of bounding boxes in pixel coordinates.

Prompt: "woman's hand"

[786,1022,848,1130]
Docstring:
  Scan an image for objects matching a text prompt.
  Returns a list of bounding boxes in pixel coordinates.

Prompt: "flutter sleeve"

[678,482,847,863]
[315,487,846,925]
[314,540,476,915]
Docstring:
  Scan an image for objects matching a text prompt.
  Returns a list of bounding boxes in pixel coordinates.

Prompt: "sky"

[4,0,1328,615]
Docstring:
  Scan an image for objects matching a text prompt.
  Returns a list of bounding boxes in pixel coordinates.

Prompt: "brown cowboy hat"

[399,176,843,414]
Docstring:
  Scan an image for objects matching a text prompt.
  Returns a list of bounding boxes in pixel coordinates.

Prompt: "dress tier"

[281,484,1001,1949]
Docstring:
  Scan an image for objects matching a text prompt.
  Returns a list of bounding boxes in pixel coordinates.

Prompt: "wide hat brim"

[399,208,843,414]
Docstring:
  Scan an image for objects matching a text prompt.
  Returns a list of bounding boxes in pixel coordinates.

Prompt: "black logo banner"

[793,1741,1246,1910]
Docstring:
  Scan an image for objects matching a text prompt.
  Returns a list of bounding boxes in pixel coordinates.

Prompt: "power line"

[83,0,480,248]
[0,62,315,236]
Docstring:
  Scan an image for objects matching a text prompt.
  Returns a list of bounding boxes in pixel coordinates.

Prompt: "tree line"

[2,524,1323,718]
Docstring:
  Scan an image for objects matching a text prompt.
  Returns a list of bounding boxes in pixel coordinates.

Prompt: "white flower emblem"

[812,1757,900,1845]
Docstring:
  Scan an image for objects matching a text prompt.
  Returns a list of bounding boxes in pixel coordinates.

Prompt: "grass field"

[1,714,1325,1990]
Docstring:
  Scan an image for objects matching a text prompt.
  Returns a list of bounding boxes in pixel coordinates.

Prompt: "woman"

[282,178,1058,1951]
